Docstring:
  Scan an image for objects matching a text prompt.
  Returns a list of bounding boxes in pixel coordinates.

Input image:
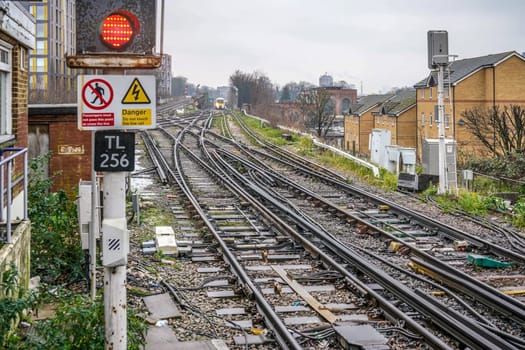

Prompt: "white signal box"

[102,217,129,267]
[78,181,93,249]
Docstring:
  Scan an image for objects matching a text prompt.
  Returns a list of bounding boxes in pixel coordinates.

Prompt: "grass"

[240,115,294,146]
[239,114,398,190]
[236,114,525,228]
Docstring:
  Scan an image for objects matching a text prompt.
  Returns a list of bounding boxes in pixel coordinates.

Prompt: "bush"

[28,155,84,284]
[15,289,146,350]
[0,266,36,347]
[464,153,525,193]
[512,199,525,228]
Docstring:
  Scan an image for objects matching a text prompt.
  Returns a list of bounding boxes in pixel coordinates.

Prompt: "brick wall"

[29,106,92,194]
[11,45,29,149]
[417,54,525,162]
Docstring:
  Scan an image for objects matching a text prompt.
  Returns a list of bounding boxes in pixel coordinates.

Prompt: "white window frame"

[421,112,425,126]
[0,40,13,141]
[429,113,433,126]
[20,47,27,71]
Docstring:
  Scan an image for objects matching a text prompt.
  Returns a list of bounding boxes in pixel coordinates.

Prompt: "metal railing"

[0,148,28,243]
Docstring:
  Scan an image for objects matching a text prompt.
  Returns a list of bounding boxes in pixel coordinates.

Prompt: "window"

[36,58,46,72]
[445,114,450,128]
[421,112,425,126]
[391,116,395,126]
[36,5,46,20]
[429,87,433,99]
[20,48,27,71]
[429,113,433,126]
[0,41,12,140]
[342,98,350,114]
[444,87,449,99]
[36,23,47,38]
[36,40,46,55]
[421,88,425,99]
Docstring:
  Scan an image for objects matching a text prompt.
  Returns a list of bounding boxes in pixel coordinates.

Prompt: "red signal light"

[100,10,140,50]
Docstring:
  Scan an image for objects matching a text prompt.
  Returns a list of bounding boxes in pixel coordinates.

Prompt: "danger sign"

[77,75,156,131]
[122,78,151,104]
[82,78,114,110]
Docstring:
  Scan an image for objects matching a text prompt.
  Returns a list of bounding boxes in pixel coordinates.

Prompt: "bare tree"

[297,88,335,138]
[461,105,525,157]
[229,70,274,112]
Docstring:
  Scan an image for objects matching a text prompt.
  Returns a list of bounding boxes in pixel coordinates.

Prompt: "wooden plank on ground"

[271,265,338,324]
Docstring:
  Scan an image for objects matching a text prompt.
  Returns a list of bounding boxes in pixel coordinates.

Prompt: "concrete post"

[102,172,127,350]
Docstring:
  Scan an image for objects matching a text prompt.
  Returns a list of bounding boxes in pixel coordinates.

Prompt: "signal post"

[68,1,160,349]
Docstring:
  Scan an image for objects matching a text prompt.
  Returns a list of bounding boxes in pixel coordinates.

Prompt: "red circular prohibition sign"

[82,78,114,110]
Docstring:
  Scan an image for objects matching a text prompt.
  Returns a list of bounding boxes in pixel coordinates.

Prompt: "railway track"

[135,110,525,349]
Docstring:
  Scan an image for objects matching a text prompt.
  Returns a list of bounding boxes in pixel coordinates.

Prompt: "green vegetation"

[463,153,525,194]
[1,265,36,347]
[241,115,294,146]
[295,132,397,190]
[4,287,146,350]
[237,115,525,228]
[424,185,525,227]
[511,199,525,228]
[28,155,84,284]
[0,155,148,348]
[241,114,398,190]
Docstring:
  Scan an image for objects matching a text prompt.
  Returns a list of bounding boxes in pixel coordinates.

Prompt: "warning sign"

[122,109,152,126]
[122,78,151,104]
[77,75,156,130]
[82,113,115,128]
[82,78,114,110]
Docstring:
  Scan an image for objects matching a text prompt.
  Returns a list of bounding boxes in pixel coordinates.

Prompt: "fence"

[0,148,28,243]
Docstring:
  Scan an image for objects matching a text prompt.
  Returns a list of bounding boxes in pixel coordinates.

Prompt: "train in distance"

[214,97,225,110]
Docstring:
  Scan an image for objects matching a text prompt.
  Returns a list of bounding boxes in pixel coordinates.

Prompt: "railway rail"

[136,110,525,349]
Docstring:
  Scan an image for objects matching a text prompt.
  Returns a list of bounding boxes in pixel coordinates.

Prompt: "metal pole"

[103,172,127,350]
[23,151,28,221]
[6,160,11,243]
[98,66,129,350]
[90,131,98,300]
[437,64,446,194]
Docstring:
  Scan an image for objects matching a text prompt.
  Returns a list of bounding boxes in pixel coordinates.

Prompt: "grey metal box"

[428,30,449,68]
[422,139,456,175]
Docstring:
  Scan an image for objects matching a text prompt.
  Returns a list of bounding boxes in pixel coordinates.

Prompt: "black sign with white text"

[94,131,135,172]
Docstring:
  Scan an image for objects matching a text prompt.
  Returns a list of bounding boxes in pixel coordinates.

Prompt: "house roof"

[414,51,524,88]
[348,94,393,115]
[373,90,416,116]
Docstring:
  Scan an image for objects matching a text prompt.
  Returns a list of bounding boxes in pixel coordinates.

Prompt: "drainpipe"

[358,115,361,155]
[395,114,398,145]
[416,90,419,162]
[493,67,496,156]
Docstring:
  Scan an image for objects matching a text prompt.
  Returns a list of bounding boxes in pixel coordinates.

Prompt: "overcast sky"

[163,0,524,94]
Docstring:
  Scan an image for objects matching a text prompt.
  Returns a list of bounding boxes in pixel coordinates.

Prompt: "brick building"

[344,94,393,156]
[0,3,34,150]
[372,90,417,149]
[0,1,35,288]
[415,51,525,161]
[320,86,358,115]
[28,105,91,193]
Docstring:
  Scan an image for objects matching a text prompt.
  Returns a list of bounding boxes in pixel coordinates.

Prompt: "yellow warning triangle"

[122,78,151,104]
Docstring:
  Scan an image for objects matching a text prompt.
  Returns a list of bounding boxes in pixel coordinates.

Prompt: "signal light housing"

[100,10,139,50]
[75,0,156,55]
